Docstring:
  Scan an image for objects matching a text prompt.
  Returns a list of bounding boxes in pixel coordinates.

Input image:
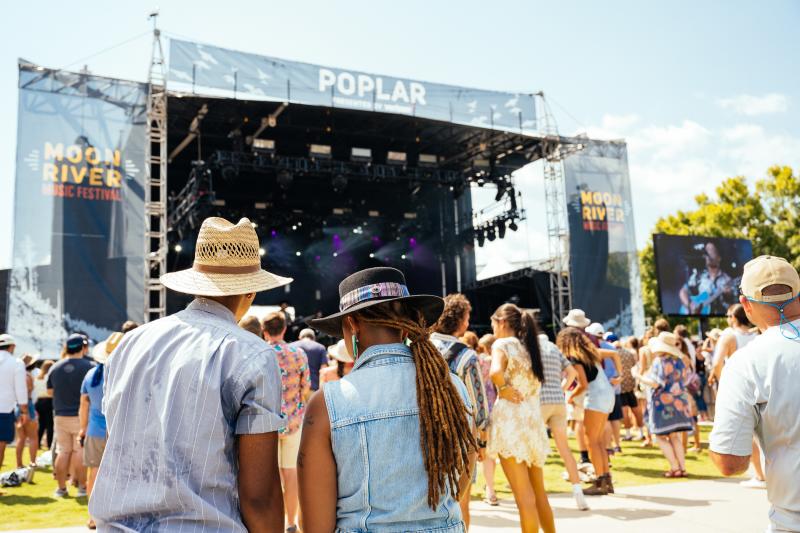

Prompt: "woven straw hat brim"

[309,294,444,338]
[160,268,293,297]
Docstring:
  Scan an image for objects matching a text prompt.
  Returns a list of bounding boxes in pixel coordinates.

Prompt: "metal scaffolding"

[144,15,168,322]
[536,92,573,332]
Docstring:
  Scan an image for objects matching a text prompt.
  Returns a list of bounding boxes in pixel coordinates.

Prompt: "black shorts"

[608,394,624,421]
[0,411,15,443]
[620,391,638,409]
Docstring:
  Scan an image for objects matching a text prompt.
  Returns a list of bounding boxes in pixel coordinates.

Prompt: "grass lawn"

[2,426,736,530]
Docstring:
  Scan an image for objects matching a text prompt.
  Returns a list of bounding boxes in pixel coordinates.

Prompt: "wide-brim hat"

[648,331,684,359]
[160,217,293,297]
[706,328,723,340]
[91,332,125,364]
[563,309,591,329]
[328,339,354,363]
[309,267,444,337]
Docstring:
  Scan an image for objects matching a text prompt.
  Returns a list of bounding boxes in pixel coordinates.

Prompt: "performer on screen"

[679,242,735,315]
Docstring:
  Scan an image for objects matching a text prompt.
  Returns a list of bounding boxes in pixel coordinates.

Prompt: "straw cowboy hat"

[563,309,591,329]
[706,328,723,340]
[647,331,685,359]
[310,267,444,337]
[160,217,292,296]
[328,339,354,364]
[91,332,125,364]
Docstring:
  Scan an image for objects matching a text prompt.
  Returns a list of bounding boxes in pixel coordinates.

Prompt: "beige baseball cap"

[740,255,800,302]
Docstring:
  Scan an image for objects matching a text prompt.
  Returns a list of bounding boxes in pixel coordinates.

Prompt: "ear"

[739,295,751,312]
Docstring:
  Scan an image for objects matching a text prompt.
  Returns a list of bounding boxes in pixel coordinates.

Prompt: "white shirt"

[710,318,800,532]
[0,349,28,412]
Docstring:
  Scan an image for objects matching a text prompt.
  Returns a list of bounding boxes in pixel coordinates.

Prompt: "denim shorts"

[585,375,615,414]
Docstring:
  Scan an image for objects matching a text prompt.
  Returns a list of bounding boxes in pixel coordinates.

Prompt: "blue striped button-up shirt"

[90,298,285,532]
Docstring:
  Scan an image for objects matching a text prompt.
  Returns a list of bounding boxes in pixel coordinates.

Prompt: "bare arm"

[712,335,735,382]
[79,395,90,437]
[566,363,588,402]
[561,364,578,393]
[298,391,337,533]
[710,451,750,476]
[490,345,522,403]
[238,433,284,532]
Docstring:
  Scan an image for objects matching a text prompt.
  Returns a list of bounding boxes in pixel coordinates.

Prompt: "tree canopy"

[639,165,799,320]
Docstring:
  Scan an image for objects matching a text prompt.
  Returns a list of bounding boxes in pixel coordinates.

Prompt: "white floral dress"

[488,337,549,467]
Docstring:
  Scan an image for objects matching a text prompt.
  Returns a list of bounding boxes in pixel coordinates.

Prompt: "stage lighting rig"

[508,220,519,232]
[497,220,506,239]
[486,226,497,242]
[476,229,486,247]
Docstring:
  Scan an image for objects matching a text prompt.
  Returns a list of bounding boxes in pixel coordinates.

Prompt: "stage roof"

[167,38,538,134]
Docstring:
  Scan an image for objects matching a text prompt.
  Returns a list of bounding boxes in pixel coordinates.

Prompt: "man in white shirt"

[710,255,800,532]
[0,334,29,471]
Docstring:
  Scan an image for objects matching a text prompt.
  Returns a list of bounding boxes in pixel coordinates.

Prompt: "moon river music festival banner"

[8,62,147,355]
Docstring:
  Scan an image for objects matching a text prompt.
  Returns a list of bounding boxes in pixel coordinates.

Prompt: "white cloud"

[629,120,711,159]
[719,123,800,178]
[717,93,789,116]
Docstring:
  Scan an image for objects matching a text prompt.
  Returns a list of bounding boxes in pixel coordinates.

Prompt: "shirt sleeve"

[80,371,90,395]
[648,357,666,387]
[709,356,757,456]
[234,350,286,435]
[466,355,489,432]
[14,360,27,406]
[46,370,53,391]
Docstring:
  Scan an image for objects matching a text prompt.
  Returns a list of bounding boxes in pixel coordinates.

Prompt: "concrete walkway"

[8,479,769,533]
[471,478,769,532]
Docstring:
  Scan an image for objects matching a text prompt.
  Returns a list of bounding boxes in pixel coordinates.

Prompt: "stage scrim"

[564,140,645,336]
[8,62,147,355]
[168,39,536,132]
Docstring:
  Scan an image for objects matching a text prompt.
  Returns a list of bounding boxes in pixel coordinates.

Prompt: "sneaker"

[740,477,767,489]
[76,487,88,497]
[572,484,590,510]
[54,487,69,498]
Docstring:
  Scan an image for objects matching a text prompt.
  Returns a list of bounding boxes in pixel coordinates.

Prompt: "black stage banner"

[8,62,147,355]
[564,140,644,336]
[168,39,536,132]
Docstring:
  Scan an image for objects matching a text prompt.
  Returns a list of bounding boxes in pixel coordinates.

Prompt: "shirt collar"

[430,332,459,343]
[187,298,237,324]
[353,342,412,371]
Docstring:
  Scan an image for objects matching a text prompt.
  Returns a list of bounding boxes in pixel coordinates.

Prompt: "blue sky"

[1,0,798,271]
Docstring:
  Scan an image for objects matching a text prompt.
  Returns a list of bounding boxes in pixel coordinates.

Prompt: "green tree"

[639,166,799,321]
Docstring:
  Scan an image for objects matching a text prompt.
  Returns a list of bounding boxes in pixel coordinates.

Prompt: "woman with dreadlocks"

[488,303,554,533]
[299,267,476,533]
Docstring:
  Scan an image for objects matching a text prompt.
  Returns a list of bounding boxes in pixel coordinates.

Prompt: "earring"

[351,333,359,359]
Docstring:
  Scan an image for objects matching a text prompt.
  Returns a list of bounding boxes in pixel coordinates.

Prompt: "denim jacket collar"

[353,342,412,371]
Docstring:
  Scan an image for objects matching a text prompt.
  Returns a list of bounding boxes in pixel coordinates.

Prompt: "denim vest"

[323,343,469,533]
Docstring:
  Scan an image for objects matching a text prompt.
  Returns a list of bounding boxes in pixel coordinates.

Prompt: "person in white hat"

[90,217,292,532]
[563,309,591,329]
[319,339,355,386]
[0,334,29,475]
[710,255,800,532]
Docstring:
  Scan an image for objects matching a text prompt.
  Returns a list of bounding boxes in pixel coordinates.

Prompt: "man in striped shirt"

[90,217,292,532]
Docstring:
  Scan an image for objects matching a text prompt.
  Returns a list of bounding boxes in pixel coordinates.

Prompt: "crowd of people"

[0,216,798,533]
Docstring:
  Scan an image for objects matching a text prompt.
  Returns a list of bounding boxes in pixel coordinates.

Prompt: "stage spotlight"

[333,252,338,257]
[174,244,183,252]
[292,225,297,231]
[332,173,348,192]
[295,251,302,257]
[497,221,506,239]
[487,227,496,242]
[509,220,519,232]
[309,144,332,159]
[476,230,485,247]
[418,154,438,167]
[351,147,372,163]
[387,151,407,165]
[369,253,375,258]
[259,247,266,256]
[251,222,258,228]
[252,138,276,155]
[401,254,407,260]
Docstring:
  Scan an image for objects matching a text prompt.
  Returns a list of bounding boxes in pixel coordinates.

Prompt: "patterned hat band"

[339,282,410,312]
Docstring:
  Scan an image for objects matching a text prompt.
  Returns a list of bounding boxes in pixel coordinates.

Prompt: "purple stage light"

[409,237,417,248]
[271,229,277,237]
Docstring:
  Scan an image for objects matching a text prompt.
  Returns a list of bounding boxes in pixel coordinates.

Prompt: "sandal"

[664,470,680,478]
[483,494,499,506]
[678,470,688,478]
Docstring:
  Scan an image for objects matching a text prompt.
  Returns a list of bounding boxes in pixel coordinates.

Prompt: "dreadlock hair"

[352,301,476,509]
[491,303,545,383]
[556,326,601,368]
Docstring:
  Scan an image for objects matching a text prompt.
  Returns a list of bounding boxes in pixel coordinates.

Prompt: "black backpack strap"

[443,341,468,363]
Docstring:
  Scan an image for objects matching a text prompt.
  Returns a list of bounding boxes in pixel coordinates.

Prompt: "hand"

[498,385,523,404]
[17,413,28,426]
[610,377,622,386]
[79,429,86,441]
[477,447,486,462]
